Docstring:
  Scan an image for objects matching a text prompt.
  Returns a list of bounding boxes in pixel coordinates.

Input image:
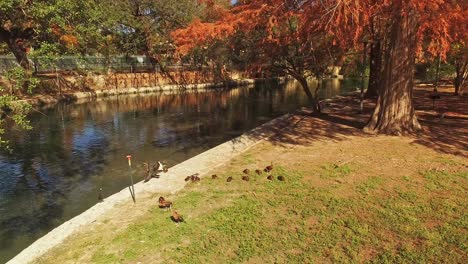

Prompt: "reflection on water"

[0,78,360,262]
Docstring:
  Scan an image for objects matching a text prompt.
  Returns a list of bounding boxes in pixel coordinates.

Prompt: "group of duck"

[188,163,285,183]
[141,161,186,223]
[159,164,285,223]
[142,161,168,182]
[158,196,183,223]
[148,162,284,223]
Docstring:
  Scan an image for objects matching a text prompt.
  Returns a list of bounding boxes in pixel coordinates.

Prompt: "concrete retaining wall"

[23,79,257,108]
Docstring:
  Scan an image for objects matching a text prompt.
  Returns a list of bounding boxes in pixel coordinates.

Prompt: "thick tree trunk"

[0,29,31,70]
[295,75,321,113]
[364,12,421,135]
[6,38,30,70]
[365,40,381,98]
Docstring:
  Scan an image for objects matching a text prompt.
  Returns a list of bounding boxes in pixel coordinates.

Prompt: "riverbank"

[7,111,300,264]
[9,86,468,263]
[21,78,263,108]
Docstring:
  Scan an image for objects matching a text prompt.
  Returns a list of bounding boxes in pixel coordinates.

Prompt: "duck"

[190,173,200,182]
[143,162,153,182]
[152,162,160,173]
[277,175,285,181]
[227,176,233,182]
[151,164,161,178]
[265,162,273,172]
[211,174,218,179]
[267,175,273,180]
[243,169,250,174]
[184,176,191,181]
[255,169,262,175]
[159,161,169,173]
[158,196,173,209]
[242,175,250,181]
[144,173,154,182]
[144,162,150,172]
[171,211,184,223]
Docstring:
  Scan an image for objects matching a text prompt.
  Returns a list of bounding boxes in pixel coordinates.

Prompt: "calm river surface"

[0,78,360,262]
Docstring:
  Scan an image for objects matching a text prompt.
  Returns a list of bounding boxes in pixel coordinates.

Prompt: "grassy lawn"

[37,132,468,264]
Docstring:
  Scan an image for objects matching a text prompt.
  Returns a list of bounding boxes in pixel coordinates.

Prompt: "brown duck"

[190,173,200,182]
[243,169,250,174]
[267,175,273,180]
[211,174,218,179]
[227,176,233,182]
[255,169,262,175]
[171,211,184,223]
[242,175,250,181]
[159,196,173,209]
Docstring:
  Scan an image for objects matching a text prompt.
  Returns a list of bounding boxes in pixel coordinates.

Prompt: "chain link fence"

[0,55,174,74]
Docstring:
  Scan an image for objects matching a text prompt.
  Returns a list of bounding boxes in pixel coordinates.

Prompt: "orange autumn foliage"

[171,1,278,55]
[50,24,79,49]
[172,0,467,60]
[317,0,467,59]
[60,34,79,48]
[171,19,235,54]
[51,24,61,36]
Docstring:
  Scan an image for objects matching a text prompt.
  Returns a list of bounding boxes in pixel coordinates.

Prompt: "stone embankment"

[24,78,258,107]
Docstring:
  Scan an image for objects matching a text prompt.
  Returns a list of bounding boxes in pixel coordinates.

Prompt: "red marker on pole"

[126,154,136,203]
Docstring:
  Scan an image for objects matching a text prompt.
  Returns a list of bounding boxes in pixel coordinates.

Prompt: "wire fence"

[0,55,194,74]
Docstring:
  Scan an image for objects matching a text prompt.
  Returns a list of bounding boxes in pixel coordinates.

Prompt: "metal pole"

[126,155,136,203]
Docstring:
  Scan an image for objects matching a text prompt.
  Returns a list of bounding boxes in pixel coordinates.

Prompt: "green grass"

[38,164,468,264]
[319,163,354,179]
[356,176,384,195]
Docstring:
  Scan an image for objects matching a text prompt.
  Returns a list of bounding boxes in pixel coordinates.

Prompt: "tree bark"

[295,75,321,113]
[0,29,31,70]
[365,40,381,98]
[6,38,30,70]
[364,12,421,135]
[454,61,467,96]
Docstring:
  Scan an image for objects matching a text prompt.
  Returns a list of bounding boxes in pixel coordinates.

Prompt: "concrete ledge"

[22,79,257,108]
[7,112,299,264]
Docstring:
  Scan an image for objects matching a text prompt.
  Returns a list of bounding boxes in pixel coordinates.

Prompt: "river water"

[0,78,361,262]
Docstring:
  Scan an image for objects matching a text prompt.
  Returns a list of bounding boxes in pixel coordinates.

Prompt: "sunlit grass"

[37,158,467,264]
[319,163,354,179]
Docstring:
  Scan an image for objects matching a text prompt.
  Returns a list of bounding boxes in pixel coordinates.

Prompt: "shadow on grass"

[240,88,467,157]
